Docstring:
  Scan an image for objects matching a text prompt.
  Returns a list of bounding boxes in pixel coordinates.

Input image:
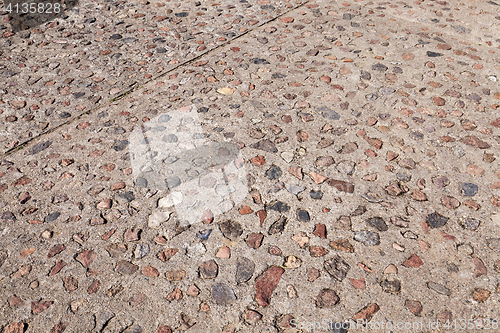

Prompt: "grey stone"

[166,176,181,188]
[366,217,388,232]
[94,311,115,332]
[251,139,277,153]
[287,185,305,195]
[212,283,236,305]
[380,279,401,293]
[265,165,282,180]
[268,216,287,235]
[329,322,349,333]
[134,244,150,259]
[236,257,255,284]
[27,141,52,155]
[116,191,135,203]
[336,160,355,175]
[113,140,129,151]
[459,218,480,230]
[0,250,7,268]
[354,231,380,246]
[318,107,340,120]
[427,282,451,296]
[310,190,323,199]
[360,71,371,80]
[219,220,243,240]
[297,209,310,222]
[122,324,143,333]
[266,201,290,212]
[324,255,350,281]
[135,178,148,188]
[461,183,478,196]
[162,134,178,143]
[426,212,448,228]
[486,238,500,252]
[158,114,172,123]
[372,63,388,71]
[45,212,61,222]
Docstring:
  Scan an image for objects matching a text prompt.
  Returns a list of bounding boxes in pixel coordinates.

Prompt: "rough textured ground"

[1,0,500,332]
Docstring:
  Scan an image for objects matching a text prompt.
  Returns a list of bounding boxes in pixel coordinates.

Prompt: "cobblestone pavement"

[1,0,500,332]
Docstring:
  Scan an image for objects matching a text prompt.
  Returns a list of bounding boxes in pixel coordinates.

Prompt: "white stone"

[281,151,294,163]
[148,211,171,228]
[158,193,183,208]
[186,243,206,258]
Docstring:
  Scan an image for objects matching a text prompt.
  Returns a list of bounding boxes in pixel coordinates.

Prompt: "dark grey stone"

[113,140,129,151]
[297,209,310,222]
[236,257,255,284]
[212,283,236,305]
[28,141,52,155]
[252,58,270,64]
[366,217,388,232]
[461,183,478,196]
[380,279,401,293]
[265,165,282,180]
[426,212,448,228]
[268,216,287,235]
[45,212,61,222]
[324,255,350,281]
[427,51,443,57]
[372,63,388,71]
[317,107,340,120]
[219,220,243,240]
[310,190,323,199]
[116,191,135,203]
[266,201,290,212]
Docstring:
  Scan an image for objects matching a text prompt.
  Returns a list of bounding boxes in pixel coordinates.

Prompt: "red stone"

[461,136,490,149]
[49,260,66,276]
[309,246,329,257]
[254,266,284,307]
[47,244,66,258]
[76,250,96,268]
[158,248,178,262]
[250,156,266,166]
[353,303,380,322]
[313,224,326,238]
[62,276,78,292]
[88,279,101,294]
[257,210,267,227]
[155,325,172,333]
[2,322,26,333]
[246,233,264,249]
[8,295,24,308]
[142,265,160,277]
[31,300,53,314]
[239,206,253,214]
[403,254,424,268]
[350,278,366,289]
[50,322,67,333]
[405,300,422,316]
[473,257,487,277]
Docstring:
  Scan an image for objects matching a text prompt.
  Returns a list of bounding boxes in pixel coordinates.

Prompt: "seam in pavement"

[1,0,310,158]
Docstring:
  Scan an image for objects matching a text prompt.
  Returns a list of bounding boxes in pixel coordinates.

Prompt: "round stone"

[212,283,236,305]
